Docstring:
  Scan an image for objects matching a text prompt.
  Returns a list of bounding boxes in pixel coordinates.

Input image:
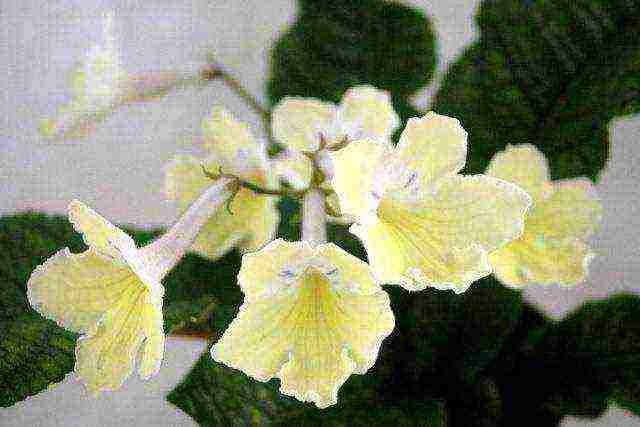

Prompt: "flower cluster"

[30,67,602,408]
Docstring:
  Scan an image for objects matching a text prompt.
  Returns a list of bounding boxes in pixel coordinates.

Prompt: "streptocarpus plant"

[5,1,640,424]
[26,72,596,406]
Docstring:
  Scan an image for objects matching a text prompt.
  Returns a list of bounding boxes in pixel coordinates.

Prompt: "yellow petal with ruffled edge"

[330,138,388,218]
[393,112,468,190]
[271,97,338,152]
[27,247,165,392]
[351,214,491,293]
[27,248,133,334]
[489,234,594,287]
[485,144,553,203]
[273,151,314,191]
[68,199,136,262]
[74,277,149,393]
[138,301,166,379]
[353,175,530,291]
[489,178,601,287]
[527,178,602,240]
[165,154,279,261]
[337,85,399,144]
[27,198,167,393]
[212,240,395,408]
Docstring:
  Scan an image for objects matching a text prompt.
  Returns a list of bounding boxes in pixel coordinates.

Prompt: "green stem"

[201,165,305,198]
[204,57,276,146]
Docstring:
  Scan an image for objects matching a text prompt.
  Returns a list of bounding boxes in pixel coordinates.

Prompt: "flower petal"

[272,97,337,152]
[315,243,379,295]
[490,234,594,287]
[351,218,491,292]
[138,301,165,379]
[406,174,532,252]
[40,13,124,141]
[236,239,316,301]
[356,174,530,291]
[485,144,553,203]
[236,195,280,253]
[213,242,394,408]
[27,248,133,334]
[165,155,278,261]
[201,107,270,184]
[74,275,149,393]
[393,112,468,189]
[528,178,602,240]
[164,154,208,210]
[273,150,314,191]
[330,138,388,218]
[337,85,399,143]
[67,200,136,262]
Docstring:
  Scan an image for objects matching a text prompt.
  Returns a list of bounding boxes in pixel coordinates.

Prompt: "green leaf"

[0,313,77,408]
[267,0,435,119]
[0,213,243,406]
[167,348,446,426]
[494,294,640,421]
[404,277,522,397]
[433,0,640,180]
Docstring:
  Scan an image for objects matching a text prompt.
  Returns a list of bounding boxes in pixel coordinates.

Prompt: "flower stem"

[302,188,327,245]
[201,164,304,198]
[204,58,272,133]
[139,177,239,279]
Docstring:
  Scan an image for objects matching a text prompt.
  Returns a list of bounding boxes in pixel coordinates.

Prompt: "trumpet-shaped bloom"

[40,12,207,141]
[485,144,602,287]
[165,107,279,260]
[211,239,395,409]
[272,85,400,153]
[330,113,532,293]
[27,200,165,393]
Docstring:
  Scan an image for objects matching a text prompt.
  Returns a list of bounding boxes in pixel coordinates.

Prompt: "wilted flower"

[27,176,237,393]
[330,112,531,293]
[485,144,603,287]
[165,107,279,260]
[40,12,209,141]
[211,239,395,408]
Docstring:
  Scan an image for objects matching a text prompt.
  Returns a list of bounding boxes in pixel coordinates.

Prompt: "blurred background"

[1,0,638,425]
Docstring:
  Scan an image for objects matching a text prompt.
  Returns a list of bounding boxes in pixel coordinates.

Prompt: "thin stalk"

[204,59,272,131]
[302,188,327,245]
[138,177,238,279]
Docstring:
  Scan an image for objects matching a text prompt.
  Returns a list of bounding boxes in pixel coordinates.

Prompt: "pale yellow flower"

[330,112,532,293]
[211,239,395,408]
[485,144,602,287]
[27,200,165,394]
[40,12,207,141]
[271,85,400,153]
[165,107,279,260]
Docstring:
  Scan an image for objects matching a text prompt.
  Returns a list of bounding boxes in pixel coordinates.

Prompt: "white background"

[1,0,639,425]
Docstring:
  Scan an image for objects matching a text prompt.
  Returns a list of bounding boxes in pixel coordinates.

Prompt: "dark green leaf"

[267,0,435,119]
[404,277,522,398]
[0,213,83,407]
[494,294,640,421]
[433,0,640,180]
[167,346,446,426]
[0,213,244,406]
[0,313,77,408]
